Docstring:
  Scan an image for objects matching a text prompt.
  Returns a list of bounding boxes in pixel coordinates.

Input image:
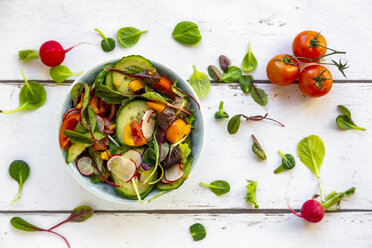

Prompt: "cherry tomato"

[266,54,300,86]
[298,65,333,97]
[59,112,80,149]
[292,31,327,62]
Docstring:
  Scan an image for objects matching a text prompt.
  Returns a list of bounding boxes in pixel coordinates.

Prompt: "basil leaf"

[117,27,147,48]
[94,28,115,52]
[9,160,30,204]
[200,180,230,196]
[227,114,241,134]
[68,206,94,223]
[336,105,365,131]
[297,135,325,178]
[49,65,82,83]
[220,66,242,83]
[239,75,253,93]
[189,223,206,241]
[64,130,94,144]
[18,49,39,62]
[245,181,259,208]
[214,101,229,119]
[10,217,42,232]
[95,84,127,104]
[172,21,202,45]
[251,135,266,160]
[241,42,257,73]
[188,66,210,99]
[251,87,267,106]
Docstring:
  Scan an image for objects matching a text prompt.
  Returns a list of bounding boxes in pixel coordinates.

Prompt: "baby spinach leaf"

[94,84,127,104]
[188,66,210,99]
[239,75,253,93]
[322,187,356,210]
[274,151,295,174]
[1,70,47,114]
[336,105,365,131]
[117,27,147,48]
[82,83,91,112]
[251,87,267,106]
[49,65,82,83]
[189,223,206,241]
[94,28,115,52]
[297,135,325,178]
[142,92,168,104]
[227,114,242,134]
[245,181,259,208]
[241,42,257,73]
[200,180,230,196]
[11,217,42,232]
[143,148,157,166]
[251,135,266,160]
[18,49,39,62]
[87,105,97,132]
[64,130,94,144]
[71,83,83,107]
[93,69,109,87]
[214,101,229,119]
[9,160,30,204]
[172,21,202,46]
[220,66,242,83]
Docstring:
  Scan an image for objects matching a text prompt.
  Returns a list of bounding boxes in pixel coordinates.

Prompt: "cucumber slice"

[115,100,151,145]
[112,55,153,94]
[156,156,193,190]
[65,131,106,163]
[112,166,157,200]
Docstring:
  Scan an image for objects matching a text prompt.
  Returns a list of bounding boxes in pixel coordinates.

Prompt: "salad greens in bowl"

[57,55,205,203]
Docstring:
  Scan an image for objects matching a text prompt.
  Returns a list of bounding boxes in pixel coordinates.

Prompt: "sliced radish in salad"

[140,110,156,139]
[164,164,184,182]
[159,142,170,162]
[63,108,79,120]
[76,156,94,176]
[96,116,105,132]
[107,155,137,182]
[123,150,142,168]
[161,176,171,184]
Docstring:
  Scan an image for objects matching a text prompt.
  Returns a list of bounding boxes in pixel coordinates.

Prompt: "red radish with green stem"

[39,40,89,67]
[287,196,324,223]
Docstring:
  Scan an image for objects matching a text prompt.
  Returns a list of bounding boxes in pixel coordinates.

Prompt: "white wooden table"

[1,0,372,247]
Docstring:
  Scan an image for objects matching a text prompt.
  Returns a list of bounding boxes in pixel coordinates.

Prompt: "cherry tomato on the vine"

[266,54,300,86]
[298,65,333,97]
[292,31,327,62]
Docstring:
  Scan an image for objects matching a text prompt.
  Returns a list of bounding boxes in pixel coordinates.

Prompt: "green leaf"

[64,130,94,144]
[227,114,241,134]
[336,105,365,131]
[178,142,191,164]
[337,105,351,118]
[188,65,210,99]
[189,223,206,241]
[82,83,91,112]
[251,135,266,160]
[94,28,115,52]
[68,205,94,223]
[214,101,229,119]
[87,105,97,132]
[117,27,147,48]
[71,83,83,107]
[9,160,30,204]
[220,66,242,83]
[245,181,259,208]
[1,70,47,114]
[18,50,39,62]
[274,151,295,174]
[10,217,42,232]
[94,84,127,104]
[142,92,168,104]
[93,69,110,87]
[297,135,325,178]
[49,65,82,83]
[241,42,258,73]
[239,75,253,93]
[143,148,157,166]
[251,87,267,106]
[172,21,202,46]
[200,180,230,196]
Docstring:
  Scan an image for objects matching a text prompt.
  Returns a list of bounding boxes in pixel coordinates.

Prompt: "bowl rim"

[57,56,206,204]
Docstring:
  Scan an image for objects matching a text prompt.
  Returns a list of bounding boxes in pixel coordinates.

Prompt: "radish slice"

[107,155,137,182]
[140,110,156,139]
[76,156,94,176]
[159,142,170,162]
[96,116,104,132]
[164,164,184,182]
[161,176,171,184]
[123,150,142,168]
[63,108,79,120]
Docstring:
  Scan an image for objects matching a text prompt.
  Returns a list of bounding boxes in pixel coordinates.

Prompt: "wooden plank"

[0,83,371,210]
[1,212,372,247]
[0,0,371,80]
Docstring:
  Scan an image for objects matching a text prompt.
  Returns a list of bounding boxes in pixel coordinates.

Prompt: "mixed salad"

[59,55,199,202]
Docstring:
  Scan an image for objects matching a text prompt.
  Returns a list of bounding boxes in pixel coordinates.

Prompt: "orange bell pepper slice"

[165,118,191,144]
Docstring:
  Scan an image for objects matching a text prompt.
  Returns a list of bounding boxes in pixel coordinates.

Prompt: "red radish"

[96,116,104,132]
[161,176,171,184]
[140,110,156,139]
[288,198,324,223]
[39,40,87,67]
[63,108,79,120]
[164,164,184,182]
[76,156,94,176]
[123,150,142,168]
[107,155,137,182]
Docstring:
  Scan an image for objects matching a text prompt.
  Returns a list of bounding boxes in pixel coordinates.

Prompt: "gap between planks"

[1,209,372,215]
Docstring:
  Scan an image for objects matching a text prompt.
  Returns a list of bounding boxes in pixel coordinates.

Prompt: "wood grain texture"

[0,83,371,210]
[1,212,372,247]
[0,0,371,81]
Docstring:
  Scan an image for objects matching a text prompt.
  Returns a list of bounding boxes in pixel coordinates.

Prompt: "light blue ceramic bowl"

[57,57,205,204]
